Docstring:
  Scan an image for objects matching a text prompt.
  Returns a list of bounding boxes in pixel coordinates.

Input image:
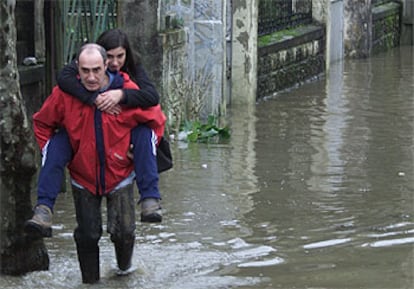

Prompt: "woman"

[25,29,164,243]
[58,28,164,222]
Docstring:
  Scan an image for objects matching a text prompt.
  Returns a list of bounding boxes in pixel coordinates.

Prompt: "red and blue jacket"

[33,71,166,195]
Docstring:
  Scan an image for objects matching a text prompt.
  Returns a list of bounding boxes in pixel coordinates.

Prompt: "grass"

[258,27,301,47]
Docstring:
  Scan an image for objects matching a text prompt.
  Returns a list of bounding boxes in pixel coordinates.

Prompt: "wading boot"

[24,204,53,238]
[115,239,135,276]
[77,246,100,284]
[140,198,162,223]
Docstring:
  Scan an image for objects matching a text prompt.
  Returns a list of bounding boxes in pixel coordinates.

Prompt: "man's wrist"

[120,90,127,104]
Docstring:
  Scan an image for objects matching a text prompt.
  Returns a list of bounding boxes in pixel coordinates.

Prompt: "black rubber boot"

[72,185,103,283]
[76,246,100,284]
[115,238,134,273]
[106,184,136,275]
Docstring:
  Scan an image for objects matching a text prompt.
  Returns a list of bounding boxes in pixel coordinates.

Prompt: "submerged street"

[1,45,413,289]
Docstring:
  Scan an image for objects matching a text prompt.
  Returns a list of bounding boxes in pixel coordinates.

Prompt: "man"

[25,31,167,242]
[32,43,166,283]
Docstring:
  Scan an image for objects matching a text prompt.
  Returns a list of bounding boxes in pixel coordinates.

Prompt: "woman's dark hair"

[96,28,140,81]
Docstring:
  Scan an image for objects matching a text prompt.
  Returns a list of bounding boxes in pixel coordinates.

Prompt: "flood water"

[2,46,414,289]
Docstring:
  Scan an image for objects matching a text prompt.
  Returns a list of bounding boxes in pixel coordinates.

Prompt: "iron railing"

[60,0,118,65]
[372,0,396,7]
[258,0,313,36]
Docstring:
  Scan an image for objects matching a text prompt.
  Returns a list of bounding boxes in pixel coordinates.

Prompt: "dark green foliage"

[182,115,230,143]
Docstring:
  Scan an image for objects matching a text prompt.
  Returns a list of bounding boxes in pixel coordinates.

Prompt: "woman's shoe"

[24,204,53,238]
[140,198,162,223]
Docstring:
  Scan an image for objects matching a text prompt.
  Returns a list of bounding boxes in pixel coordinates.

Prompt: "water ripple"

[303,238,352,249]
[362,237,414,248]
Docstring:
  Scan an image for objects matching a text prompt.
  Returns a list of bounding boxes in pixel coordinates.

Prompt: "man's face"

[78,49,108,91]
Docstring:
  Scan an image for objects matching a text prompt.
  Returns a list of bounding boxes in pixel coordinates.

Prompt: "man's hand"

[127,144,134,160]
[103,104,122,115]
[95,89,123,114]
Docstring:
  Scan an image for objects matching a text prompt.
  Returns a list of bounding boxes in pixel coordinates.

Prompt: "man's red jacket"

[33,72,166,195]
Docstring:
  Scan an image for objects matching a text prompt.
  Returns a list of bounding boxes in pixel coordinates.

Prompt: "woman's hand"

[95,89,124,114]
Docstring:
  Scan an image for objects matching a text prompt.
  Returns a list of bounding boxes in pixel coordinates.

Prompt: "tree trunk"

[0,0,49,275]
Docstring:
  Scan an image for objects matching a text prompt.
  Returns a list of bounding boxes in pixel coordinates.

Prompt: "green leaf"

[179,114,231,143]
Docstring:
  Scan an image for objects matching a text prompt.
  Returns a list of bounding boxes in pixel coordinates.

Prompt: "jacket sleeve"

[56,60,97,105]
[121,64,160,108]
[128,104,166,143]
[32,87,66,150]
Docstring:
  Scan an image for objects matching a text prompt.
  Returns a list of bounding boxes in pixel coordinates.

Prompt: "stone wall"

[120,0,228,126]
[231,0,259,105]
[120,0,407,111]
[343,0,403,58]
[159,28,188,129]
[372,2,402,54]
[344,0,372,58]
[257,0,405,100]
[257,25,325,100]
[401,0,414,45]
[119,0,163,92]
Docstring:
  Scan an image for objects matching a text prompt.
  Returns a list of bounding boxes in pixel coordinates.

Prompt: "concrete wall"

[119,0,163,91]
[343,0,403,58]
[312,0,328,23]
[257,25,325,99]
[154,0,261,108]
[401,0,413,45]
[344,0,372,58]
[372,2,402,54]
[256,0,406,100]
[327,0,344,66]
[119,0,408,118]
[156,0,227,118]
[158,28,188,131]
[231,0,259,105]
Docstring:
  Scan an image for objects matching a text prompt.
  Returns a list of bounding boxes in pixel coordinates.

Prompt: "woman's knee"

[131,124,152,142]
[48,128,73,163]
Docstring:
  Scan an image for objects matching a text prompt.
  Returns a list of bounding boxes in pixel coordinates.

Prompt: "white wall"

[327,0,344,66]
[231,0,258,105]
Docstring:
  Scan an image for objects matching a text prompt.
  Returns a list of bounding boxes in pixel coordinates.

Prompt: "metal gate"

[55,0,118,66]
[258,0,313,36]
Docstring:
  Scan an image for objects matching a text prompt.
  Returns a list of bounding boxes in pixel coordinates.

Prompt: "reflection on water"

[1,46,413,289]
[250,45,414,289]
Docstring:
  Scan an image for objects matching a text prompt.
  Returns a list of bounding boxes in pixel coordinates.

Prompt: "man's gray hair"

[76,43,107,62]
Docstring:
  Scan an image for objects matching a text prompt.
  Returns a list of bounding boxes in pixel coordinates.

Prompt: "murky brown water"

[2,46,414,289]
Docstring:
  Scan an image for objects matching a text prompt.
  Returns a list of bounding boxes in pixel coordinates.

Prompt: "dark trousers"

[72,183,136,283]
